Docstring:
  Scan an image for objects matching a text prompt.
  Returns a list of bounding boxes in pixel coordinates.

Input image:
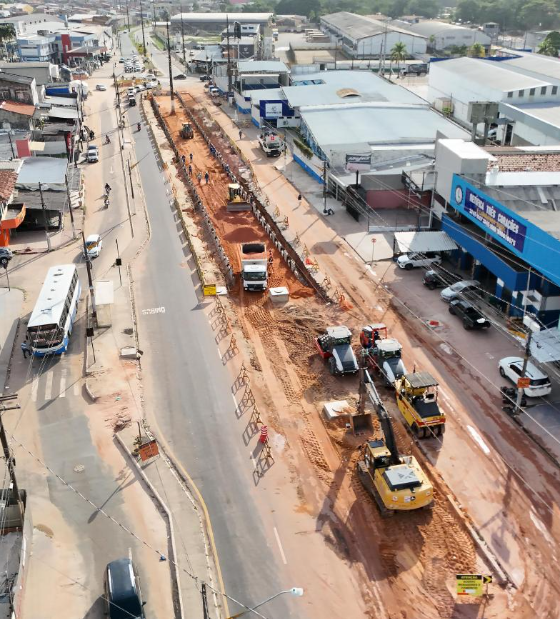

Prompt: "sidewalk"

[0,287,23,394]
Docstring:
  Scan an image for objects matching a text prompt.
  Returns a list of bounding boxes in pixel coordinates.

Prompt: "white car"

[397,252,441,270]
[87,145,99,163]
[127,87,137,96]
[440,280,480,302]
[84,233,102,259]
[499,356,552,398]
[96,84,107,91]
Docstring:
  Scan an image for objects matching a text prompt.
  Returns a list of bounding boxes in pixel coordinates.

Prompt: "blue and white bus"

[27,265,81,357]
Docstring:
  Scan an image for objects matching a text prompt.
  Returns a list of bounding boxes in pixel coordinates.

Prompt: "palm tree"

[538,31,560,56]
[468,43,485,57]
[390,42,408,76]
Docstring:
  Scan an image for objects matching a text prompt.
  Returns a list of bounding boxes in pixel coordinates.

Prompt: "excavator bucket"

[226,183,251,212]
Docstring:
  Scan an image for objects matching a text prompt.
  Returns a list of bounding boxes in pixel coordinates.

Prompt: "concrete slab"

[344,231,394,262]
[269,286,289,303]
[323,399,352,420]
[0,288,23,393]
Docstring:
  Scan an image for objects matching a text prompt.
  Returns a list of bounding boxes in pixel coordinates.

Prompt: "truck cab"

[239,242,268,291]
[258,131,283,157]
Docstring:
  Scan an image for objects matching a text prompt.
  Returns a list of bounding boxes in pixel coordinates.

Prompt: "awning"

[394,231,458,254]
[530,328,560,363]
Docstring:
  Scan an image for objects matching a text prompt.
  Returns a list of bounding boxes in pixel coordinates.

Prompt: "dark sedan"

[449,300,491,330]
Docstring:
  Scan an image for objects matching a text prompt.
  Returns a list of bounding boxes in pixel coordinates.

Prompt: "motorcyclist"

[105,183,112,194]
[137,122,141,131]
[105,134,111,144]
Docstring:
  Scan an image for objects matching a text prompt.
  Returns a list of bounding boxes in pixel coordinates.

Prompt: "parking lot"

[385,259,560,461]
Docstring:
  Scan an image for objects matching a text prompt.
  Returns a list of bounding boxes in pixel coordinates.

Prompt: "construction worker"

[205,171,209,184]
[197,171,202,184]
[181,154,186,165]
[188,164,192,176]
[189,152,193,163]
[239,130,242,140]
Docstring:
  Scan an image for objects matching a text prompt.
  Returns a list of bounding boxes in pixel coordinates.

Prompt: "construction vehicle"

[356,368,433,516]
[395,372,446,438]
[258,131,284,157]
[226,183,251,212]
[180,122,193,139]
[315,326,359,376]
[238,242,268,291]
[360,324,407,386]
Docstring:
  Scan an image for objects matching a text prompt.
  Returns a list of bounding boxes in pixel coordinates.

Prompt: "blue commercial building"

[433,139,560,329]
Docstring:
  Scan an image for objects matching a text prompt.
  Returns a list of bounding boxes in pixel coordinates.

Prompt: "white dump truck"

[239,242,268,292]
[258,131,284,157]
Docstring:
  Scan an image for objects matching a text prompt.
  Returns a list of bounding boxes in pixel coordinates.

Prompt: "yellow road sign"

[456,574,492,596]
[203,284,217,296]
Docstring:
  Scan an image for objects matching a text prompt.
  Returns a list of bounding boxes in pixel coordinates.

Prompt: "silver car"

[440,280,480,302]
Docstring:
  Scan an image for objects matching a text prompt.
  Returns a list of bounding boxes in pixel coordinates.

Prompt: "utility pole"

[126,0,131,32]
[180,4,186,66]
[140,0,146,55]
[201,582,209,619]
[166,20,175,114]
[64,173,76,239]
[322,160,328,214]
[0,394,23,522]
[226,14,232,101]
[513,314,539,417]
[38,181,52,252]
[81,231,97,321]
[128,158,135,198]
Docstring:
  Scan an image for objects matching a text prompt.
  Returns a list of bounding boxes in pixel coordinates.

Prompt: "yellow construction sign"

[203,284,217,296]
[456,574,492,596]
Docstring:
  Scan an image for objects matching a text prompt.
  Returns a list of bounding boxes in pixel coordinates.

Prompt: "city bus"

[27,264,81,357]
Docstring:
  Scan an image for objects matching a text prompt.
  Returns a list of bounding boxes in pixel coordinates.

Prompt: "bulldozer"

[180,122,193,139]
[226,183,251,212]
[356,367,433,516]
[395,372,446,438]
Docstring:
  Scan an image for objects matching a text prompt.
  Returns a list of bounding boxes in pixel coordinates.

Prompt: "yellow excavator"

[356,367,433,517]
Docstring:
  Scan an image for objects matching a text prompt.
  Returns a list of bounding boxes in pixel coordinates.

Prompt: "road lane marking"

[59,369,67,398]
[467,425,490,455]
[73,381,80,396]
[31,376,39,403]
[44,372,53,401]
[142,306,166,315]
[273,527,288,565]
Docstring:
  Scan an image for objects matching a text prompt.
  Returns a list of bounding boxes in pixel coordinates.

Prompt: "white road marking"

[273,527,288,565]
[251,455,257,469]
[232,394,238,409]
[44,371,53,401]
[31,376,39,403]
[467,425,490,455]
[73,381,80,396]
[59,369,67,398]
[142,306,166,315]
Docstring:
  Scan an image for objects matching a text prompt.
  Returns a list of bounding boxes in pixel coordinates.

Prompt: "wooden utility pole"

[0,394,23,522]
[38,181,52,252]
[81,231,97,321]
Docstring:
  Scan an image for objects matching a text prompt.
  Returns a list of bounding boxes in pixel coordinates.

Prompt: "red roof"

[0,100,36,116]
[0,170,17,203]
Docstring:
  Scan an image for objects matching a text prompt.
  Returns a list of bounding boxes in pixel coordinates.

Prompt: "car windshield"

[244,271,266,281]
[86,240,99,249]
[464,306,478,315]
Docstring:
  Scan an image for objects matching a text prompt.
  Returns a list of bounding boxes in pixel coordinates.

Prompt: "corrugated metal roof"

[321,11,424,41]
[238,60,288,73]
[395,231,458,253]
[500,53,560,82]
[395,19,491,43]
[432,57,552,93]
[17,156,67,186]
[171,12,272,23]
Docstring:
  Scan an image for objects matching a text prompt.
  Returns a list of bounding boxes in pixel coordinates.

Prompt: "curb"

[84,382,97,402]
[115,433,184,619]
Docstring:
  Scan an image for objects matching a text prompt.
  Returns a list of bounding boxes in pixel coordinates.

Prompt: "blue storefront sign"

[454,184,527,252]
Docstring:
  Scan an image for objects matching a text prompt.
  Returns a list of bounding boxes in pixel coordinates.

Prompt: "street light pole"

[140,0,146,55]
[230,588,304,619]
[513,314,539,417]
[180,4,186,66]
[38,181,52,252]
[166,20,175,114]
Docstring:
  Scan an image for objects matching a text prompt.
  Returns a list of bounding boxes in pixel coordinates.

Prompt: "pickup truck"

[448,300,490,330]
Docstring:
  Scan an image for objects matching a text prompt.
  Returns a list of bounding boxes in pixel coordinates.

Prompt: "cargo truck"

[239,242,268,291]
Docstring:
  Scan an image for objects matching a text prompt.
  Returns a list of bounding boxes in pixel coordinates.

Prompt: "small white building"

[392,20,491,51]
[498,102,560,146]
[428,57,560,127]
[320,12,427,58]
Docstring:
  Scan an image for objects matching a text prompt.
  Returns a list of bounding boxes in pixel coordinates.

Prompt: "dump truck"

[357,368,433,516]
[258,131,284,157]
[315,326,359,376]
[238,242,268,292]
[360,324,407,386]
[395,372,446,438]
[226,183,251,211]
[180,122,194,139]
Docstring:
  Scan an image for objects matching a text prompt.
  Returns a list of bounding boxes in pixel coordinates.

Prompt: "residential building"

[392,20,491,51]
[0,61,59,84]
[320,12,427,58]
[0,12,64,35]
[0,100,36,129]
[16,32,58,62]
[0,168,22,245]
[0,71,38,105]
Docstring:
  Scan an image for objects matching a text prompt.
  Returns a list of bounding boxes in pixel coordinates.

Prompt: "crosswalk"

[28,367,82,403]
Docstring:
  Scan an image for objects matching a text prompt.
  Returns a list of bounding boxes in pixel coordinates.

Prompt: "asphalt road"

[120,33,293,618]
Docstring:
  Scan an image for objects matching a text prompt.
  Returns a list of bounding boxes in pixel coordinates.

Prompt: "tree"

[455,0,481,23]
[427,34,436,50]
[469,42,486,56]
[538,31,560,56]
[518,0,557,29]
[276,0,321,18]
[390,41,408,73]
[448,44,469,56]
[407,0,440,18]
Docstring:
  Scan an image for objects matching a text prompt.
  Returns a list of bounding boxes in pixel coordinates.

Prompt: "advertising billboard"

[345,154,371,172]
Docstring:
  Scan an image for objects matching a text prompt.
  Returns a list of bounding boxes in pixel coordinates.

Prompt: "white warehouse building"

[428,57,560,127]
[392,20,491,51]
[320,12,427,58]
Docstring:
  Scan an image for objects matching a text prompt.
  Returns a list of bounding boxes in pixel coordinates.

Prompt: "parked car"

[405,63,428,75]
[199,74,210,81]
[87,145,99,163]
[128,95,136,107]
[96,83,107,91]
[84,234,102,259]
[499,357,552,398]
[104,558,146,619]
[0,247,13,268]
[127,87,137,96]
[440,280,480,303]
[145,73,156,80]
[449,300,490,330]
[174,73,187,80]
[422,268,461,290]
[397,252,441,270]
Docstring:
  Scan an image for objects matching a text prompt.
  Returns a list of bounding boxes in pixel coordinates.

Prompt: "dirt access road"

[154,89,553,618]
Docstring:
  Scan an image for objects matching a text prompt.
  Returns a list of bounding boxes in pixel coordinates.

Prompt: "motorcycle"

[105,135,111,145]
[137,123,141,132]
